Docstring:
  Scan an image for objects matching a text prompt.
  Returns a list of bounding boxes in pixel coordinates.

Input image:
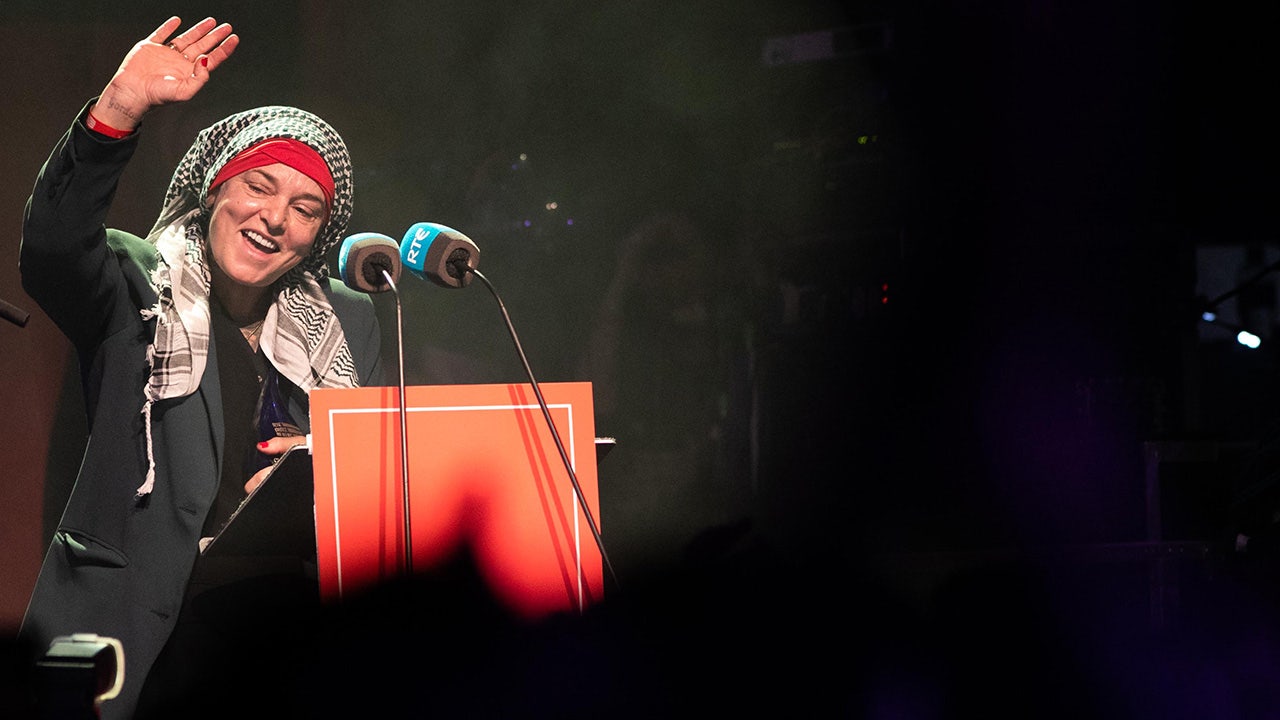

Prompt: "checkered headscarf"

[136,106,361,496]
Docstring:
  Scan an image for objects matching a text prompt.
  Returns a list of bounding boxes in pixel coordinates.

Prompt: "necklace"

[241,319,265,348]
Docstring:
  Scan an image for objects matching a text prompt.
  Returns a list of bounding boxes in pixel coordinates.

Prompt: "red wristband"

[86,110,133,139]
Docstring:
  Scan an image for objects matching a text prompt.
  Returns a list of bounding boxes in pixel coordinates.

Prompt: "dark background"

[6,1,1280,715]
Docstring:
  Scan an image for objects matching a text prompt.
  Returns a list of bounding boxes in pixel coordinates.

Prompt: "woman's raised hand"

[92,16,239,133]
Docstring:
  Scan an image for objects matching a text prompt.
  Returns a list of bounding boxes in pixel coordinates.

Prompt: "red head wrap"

[208,138,335,209]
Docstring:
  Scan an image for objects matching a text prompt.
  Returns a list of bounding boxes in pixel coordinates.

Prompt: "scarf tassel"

[136,399,157,497]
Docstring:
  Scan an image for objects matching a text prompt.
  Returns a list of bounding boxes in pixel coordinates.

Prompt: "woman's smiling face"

[206,162,328,291]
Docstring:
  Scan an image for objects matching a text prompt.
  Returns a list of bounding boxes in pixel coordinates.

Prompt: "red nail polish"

[200,56,209,68]
[258,441,269,449]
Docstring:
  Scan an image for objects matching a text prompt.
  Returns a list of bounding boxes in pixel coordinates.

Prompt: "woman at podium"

[18,16,384,719]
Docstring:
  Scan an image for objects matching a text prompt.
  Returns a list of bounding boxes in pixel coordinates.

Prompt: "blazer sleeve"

[20,99,144,351]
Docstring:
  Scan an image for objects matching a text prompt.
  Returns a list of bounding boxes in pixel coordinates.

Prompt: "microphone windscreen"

[338,232,402,293]
[399,222,480,289]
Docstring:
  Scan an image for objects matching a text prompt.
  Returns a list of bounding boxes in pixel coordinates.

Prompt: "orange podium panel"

[309,382,602,620]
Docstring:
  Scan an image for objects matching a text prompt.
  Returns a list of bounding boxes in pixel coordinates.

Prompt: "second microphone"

[399,222,481,290]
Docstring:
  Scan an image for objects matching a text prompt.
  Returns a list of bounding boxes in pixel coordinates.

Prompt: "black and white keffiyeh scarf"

[137,106,360,496]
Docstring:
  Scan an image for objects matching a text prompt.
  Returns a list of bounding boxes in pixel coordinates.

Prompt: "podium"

[200,382,602,620]
[307,381,603,620]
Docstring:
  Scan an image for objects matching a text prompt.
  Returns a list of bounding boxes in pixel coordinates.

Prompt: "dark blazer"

[17,103,383,720]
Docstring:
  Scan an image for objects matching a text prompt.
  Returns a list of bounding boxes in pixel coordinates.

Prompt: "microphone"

[398,222,480,289]
[397,221,620,594]
[338,231,413,571]
[338,232,403,293]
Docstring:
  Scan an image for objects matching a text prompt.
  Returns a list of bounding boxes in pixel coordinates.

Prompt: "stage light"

[1237,330,1261,349]
[1197,308,1260,348]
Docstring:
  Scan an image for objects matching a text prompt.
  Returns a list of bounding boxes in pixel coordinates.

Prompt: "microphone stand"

[383,269,413,574]
[459,262,620,595]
